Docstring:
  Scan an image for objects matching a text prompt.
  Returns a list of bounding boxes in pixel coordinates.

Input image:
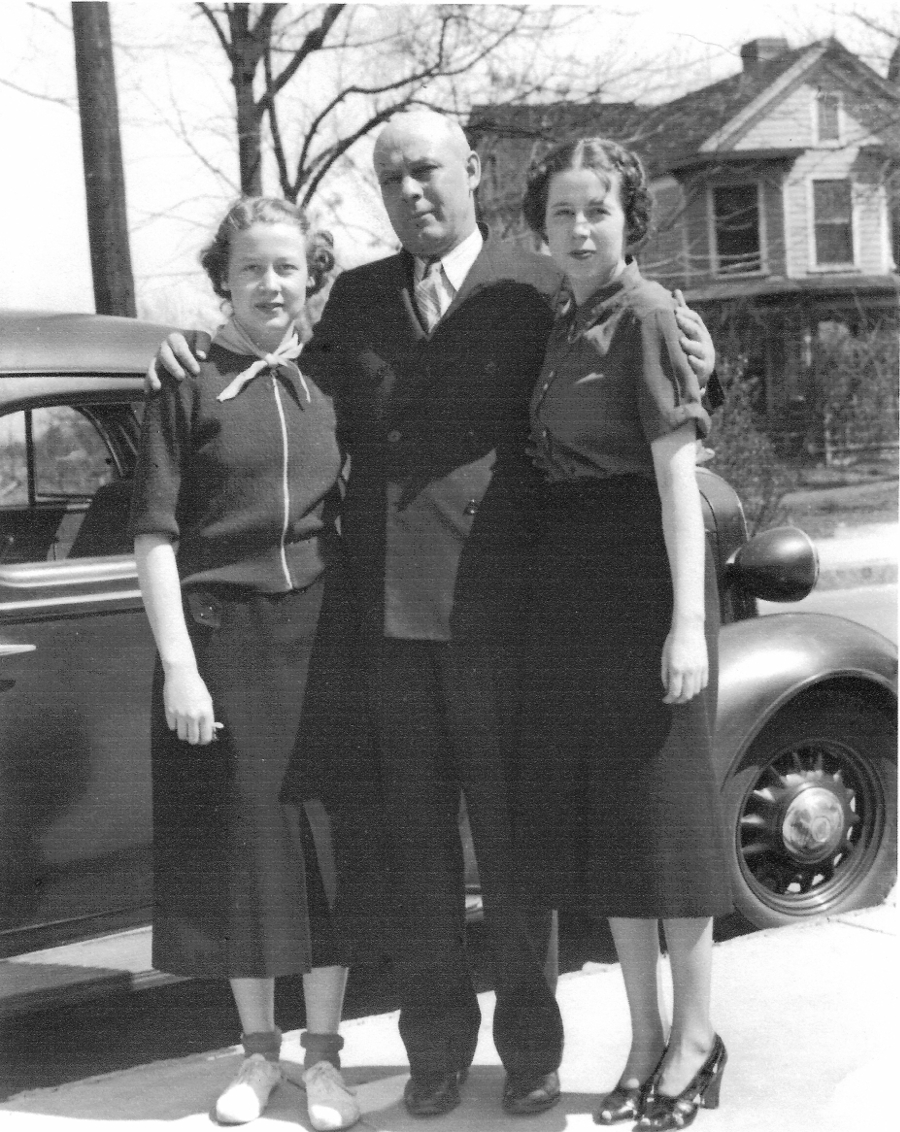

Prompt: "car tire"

[722,698,897,930]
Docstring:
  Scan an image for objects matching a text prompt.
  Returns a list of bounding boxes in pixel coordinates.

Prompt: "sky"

[0,0,895,323]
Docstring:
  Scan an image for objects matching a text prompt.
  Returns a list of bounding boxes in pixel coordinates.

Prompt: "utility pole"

[71,2,136,317]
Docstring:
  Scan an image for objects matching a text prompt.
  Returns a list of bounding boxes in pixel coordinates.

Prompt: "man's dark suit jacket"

[301,231,564,644]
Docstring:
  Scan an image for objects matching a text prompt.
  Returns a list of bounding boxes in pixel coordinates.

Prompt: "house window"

[813,180,854,265]
[712,184,762,273]
[815,91,841,143]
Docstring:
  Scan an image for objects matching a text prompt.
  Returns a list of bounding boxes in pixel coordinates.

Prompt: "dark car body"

[1,311,896,966]
[0,313,172,959]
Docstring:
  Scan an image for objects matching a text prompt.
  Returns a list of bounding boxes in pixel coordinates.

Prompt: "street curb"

[815,562,898,590]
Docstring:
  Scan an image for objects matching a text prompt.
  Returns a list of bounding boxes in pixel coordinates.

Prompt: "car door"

[0,384,155,957]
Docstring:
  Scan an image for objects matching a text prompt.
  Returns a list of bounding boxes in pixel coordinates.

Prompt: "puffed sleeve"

[636,305,711,442]
[129,375,193,540]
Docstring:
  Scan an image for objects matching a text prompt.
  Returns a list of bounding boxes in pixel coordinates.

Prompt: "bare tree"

[851,11,900,75]
[193,3,606,206]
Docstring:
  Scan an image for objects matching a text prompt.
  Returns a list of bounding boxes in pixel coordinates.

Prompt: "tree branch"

[259,4,345,109]
[300,107,399,206]
[0,75,75,108]
[264,44,291,197]
[196,3,231,57]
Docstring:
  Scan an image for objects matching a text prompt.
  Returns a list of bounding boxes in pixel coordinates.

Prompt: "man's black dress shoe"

[403,1071,463,1117]
[502,1070,561,1115]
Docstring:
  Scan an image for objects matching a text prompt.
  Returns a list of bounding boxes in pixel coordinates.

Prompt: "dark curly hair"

[200,197,335,301]
[522,136,652,248]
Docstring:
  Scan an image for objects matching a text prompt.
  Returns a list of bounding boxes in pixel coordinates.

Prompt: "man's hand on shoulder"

[144,331,213,394]
[673,290,715,384]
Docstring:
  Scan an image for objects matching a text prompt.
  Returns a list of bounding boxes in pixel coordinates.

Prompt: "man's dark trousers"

[364,633,563,1082]
[298,235,567,1083]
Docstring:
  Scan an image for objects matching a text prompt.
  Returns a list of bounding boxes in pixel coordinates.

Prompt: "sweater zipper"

[272,376,294,590]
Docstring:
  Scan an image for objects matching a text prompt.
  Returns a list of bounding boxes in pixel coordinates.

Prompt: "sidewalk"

[2,903,896,1132]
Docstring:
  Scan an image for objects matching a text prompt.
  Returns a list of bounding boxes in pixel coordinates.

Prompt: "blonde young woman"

[132,198,358,1132]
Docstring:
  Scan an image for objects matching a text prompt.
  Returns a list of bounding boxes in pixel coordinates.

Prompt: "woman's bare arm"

[135,533,216,744]
[651,422,709,705]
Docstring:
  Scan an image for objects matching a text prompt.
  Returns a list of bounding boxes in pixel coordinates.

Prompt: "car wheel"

[723,699,897,929]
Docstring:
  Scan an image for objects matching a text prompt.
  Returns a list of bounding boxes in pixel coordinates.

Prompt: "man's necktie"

[415,259,443,333]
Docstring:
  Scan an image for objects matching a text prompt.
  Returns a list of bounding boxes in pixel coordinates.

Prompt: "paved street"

[760,582,897,642]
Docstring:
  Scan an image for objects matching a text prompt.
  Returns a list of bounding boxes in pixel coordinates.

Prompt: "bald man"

[153,110,716,1118]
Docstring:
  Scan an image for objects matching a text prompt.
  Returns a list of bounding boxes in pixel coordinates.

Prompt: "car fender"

[714,612,898,781]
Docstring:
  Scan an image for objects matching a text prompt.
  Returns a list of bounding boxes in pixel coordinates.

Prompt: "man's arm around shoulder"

[146,329,211,393]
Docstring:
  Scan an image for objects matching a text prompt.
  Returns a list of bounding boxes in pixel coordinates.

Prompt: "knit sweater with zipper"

[130,343,342,593]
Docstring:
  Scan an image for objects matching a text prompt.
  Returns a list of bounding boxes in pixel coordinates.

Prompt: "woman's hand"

[145,331,213,394]
[162,662,217,745]
[135,534,216,745]
[661,617,708,705]
[673,290,715,383]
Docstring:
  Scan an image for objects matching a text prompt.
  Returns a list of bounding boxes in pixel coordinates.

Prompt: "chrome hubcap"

[780,784,850,863]
[738,741,870,901]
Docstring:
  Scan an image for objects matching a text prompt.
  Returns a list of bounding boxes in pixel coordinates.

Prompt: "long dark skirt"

[514,476,733,920]
[151,578,345,979]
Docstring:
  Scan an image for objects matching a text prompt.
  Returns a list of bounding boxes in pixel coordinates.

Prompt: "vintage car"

[0,311,896,977]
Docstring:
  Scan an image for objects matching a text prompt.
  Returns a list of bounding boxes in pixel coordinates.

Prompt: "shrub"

[708,358,800,535]
[812,320,899,464]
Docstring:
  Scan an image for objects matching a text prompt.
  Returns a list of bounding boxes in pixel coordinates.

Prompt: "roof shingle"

[469,42,812,179]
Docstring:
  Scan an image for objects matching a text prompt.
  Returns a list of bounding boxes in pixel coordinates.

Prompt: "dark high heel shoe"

[593,1053,665,1126]
[637,1035,727,1131]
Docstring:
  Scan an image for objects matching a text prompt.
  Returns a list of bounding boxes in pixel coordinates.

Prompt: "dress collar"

[556,258,642,340]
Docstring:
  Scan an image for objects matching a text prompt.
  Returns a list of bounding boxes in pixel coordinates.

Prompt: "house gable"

[699,43,829,153]
[469,36,899,447]
[704,40,899,155]
[638,41,899,286]
[470,37,899,283]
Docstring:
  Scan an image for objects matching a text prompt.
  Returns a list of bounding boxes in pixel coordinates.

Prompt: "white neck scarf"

[213,317,311,405]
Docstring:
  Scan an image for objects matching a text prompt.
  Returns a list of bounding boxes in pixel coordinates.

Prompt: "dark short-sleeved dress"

[130,342,347,978]
[514,261,733,919]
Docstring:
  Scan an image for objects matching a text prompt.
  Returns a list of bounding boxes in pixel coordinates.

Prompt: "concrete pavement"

[1,902,896,1132]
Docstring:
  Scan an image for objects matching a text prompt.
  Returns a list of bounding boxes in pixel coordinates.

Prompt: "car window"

[32,406,114,501]
[0,413,28,507]
[0,401,140,564]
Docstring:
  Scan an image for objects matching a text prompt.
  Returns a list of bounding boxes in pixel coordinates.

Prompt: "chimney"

[740,38,789,70]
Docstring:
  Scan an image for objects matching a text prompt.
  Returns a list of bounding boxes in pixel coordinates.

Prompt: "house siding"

[761,175,787,275]
[852,150,895,273]
[783,147,890,275]
[731,68,894,152]
[734,79,817,149]
[731,75,893,278]
[682,176,713,282]
[652,170,788,287]
[643,176,689,285]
